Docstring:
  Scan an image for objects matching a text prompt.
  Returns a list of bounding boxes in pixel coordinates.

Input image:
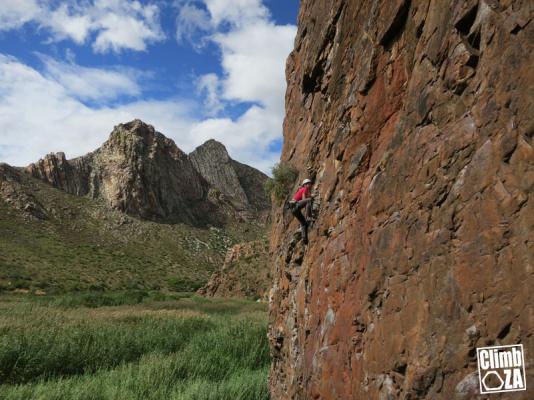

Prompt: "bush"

[167,277,204,292]
[264,162,299,203]
[47,290,151,308]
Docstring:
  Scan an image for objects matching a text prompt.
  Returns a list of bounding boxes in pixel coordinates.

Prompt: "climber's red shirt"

[293,186,310,201]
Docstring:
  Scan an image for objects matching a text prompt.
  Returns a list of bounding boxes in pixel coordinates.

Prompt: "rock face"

[25,120,269,226]
[230,159,272,212]
[25,152,93,197]
[190,140,249,210]
[269,1,533,399]
[189,139,270,212]
[0,163,47,220]
[198,240,271,299]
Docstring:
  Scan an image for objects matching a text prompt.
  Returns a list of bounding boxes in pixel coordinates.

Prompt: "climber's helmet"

[302,178,312,186]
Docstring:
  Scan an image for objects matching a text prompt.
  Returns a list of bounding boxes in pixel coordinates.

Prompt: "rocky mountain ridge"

[25,120,270,226]
[1,119,272,295]
[0,160,262,293]
[269,1,533,399]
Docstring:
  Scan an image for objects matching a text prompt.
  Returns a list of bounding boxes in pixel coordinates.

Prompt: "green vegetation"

[264,162,299,203]
[210,239,271,300]
[0,293,269,400]
[39,290,190,309]
[167,277,204,293]
[0,161,272,398]
[0,173,265,293]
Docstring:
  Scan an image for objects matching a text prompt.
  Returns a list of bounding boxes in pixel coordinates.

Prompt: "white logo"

[477,344,526,394]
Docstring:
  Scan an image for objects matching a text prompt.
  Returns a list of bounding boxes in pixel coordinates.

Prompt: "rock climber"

[289,178,314,244]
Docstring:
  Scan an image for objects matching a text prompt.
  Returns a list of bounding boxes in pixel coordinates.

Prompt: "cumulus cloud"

[203,0,269,27]
[175,0,296,172]
[196,73,222,116]
[175,3,212,46]
[0,54,279,172]
[91,1,164,53]
[45,4,93,44]
[0,0,164,53]
[214,22,295,111]
[37,54,141,102]
[0,0,41,31]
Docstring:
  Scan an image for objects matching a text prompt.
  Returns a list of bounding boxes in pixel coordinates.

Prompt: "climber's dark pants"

[291,198,312,242]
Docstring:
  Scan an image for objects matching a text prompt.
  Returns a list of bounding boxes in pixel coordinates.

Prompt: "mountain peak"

[116,119,154,135]
[202,138,226,148]
[189,139,246,209]
[189,139,269,212]
[106,119,158,145]
[192,139,229,158]
[24,120,270,225]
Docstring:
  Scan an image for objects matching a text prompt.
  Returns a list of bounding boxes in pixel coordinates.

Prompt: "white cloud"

[37,54,141,102]
[175,0,270,45]
[65,48,77,63]
[196,73,222,116]
[0,0,165,53]
[175,3,212,45]
[46,4,93,44]
[214,21,295,110]
[91,1,164,53]
[0,0,40,31]
[175,0,296,172]
[203,0,269,26]
[0,54,279,173]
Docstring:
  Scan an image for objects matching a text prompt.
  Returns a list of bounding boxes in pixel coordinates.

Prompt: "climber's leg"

[296,198,312,212]
[292,207,307,227]
[301,222,308,244]
[291,206,309,244]
[304,198,313,220]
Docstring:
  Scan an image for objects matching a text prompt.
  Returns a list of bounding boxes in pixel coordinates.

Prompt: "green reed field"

[0,292,270,400]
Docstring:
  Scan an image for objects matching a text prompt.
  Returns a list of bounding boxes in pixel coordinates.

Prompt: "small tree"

[264,162,299,203]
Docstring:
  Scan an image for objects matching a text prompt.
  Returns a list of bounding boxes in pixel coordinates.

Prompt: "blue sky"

[0,0,299,173]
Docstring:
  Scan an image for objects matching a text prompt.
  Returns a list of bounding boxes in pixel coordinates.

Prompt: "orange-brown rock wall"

[269,1,533,399]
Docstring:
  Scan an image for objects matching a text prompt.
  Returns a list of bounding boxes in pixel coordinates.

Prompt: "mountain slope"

[0,163,265,293]
[231,159,272,211]
[189,139,271,213]
[198,239,271,300]
[189,139,250,210]
[1,120,271,294]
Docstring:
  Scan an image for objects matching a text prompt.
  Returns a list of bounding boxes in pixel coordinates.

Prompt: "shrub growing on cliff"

[264,162,299,203]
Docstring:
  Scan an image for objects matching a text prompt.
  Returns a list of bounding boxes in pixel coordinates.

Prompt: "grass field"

[0,292,270,400]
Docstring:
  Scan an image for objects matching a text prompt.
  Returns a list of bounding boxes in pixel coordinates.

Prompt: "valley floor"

[0,292,269,400]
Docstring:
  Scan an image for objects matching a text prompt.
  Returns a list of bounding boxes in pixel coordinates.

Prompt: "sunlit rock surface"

[268,1,533,399]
